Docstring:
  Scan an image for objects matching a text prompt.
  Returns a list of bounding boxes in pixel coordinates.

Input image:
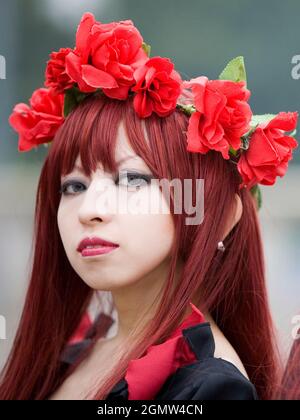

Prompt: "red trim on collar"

[125,302,205,400]
[68,312,93,344]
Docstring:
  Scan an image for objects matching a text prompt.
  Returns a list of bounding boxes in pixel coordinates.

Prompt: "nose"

[78,177,116,225]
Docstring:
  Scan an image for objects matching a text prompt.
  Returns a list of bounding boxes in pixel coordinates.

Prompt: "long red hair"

[276,327,300,399]
[0,94,281,399]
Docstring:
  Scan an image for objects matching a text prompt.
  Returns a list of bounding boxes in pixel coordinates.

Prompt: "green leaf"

[250,114,277,127]
[142,42,151,57]
[218,56,247,86]
[63,89,78,118]
[229,146,238,156]
[250,184,262,210]
[63,86,89,118]
[176,103,195,116]
[289,128,297,137]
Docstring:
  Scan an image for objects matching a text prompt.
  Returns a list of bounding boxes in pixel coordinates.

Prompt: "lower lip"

[80,246,119,257]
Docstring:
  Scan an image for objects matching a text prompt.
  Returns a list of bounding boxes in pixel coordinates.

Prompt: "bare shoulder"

[205,313,249,380]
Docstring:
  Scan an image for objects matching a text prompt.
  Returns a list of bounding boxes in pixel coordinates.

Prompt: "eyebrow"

[72,155,141,172]
[116,155,141,165]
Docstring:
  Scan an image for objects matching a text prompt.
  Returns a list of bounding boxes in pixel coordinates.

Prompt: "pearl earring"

[217,241,225,252]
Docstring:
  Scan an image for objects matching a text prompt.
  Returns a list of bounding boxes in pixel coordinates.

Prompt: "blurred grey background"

[0,0,299,369]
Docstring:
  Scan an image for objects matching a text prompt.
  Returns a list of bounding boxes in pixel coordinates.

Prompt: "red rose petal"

[81,64,119,89]
[65,52,96,92]
[76,12,96,55]
[133,92,153,118]
[264,112,298,131]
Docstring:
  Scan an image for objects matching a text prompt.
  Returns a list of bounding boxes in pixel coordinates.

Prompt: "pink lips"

[77,236,119,257]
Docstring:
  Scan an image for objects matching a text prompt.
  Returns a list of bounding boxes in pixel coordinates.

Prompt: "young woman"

[0,12,298,400]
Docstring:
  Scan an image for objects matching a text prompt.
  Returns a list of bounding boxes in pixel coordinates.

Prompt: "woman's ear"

[222,193,243,240]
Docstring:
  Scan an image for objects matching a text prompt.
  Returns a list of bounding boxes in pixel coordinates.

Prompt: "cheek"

[121,186,175,267]
[136,213,174,253]
[132,187,174,256]
[119,212,174,282]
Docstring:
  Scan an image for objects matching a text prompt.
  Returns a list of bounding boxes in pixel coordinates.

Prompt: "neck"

[108,258,185,343]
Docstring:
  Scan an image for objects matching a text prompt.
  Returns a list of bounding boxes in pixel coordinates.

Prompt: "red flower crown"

[9,12,298,208]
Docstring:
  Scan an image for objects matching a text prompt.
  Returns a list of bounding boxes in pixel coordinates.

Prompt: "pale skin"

[50,122,247,399]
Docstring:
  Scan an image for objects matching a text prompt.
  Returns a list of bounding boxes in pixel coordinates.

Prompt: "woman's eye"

[59,180,86,195]
[116,172,153,189]
[59,173,153,195]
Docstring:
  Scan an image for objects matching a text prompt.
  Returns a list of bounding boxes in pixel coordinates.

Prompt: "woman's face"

[57,122,175,292]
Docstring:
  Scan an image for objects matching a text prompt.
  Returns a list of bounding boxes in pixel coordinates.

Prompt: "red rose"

[45,47,74,93]
[183,76,252,159]
[131,56,182,118]
[237,112,298,189]
[9,88,64,152]
[65,12,148,99]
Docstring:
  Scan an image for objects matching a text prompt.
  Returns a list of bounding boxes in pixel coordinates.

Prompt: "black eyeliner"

[59,179,86,195]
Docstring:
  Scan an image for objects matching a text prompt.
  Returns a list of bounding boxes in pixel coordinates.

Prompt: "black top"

[60,321,259,400]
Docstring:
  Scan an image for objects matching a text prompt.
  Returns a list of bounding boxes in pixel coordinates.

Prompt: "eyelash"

[59,172,154,196]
